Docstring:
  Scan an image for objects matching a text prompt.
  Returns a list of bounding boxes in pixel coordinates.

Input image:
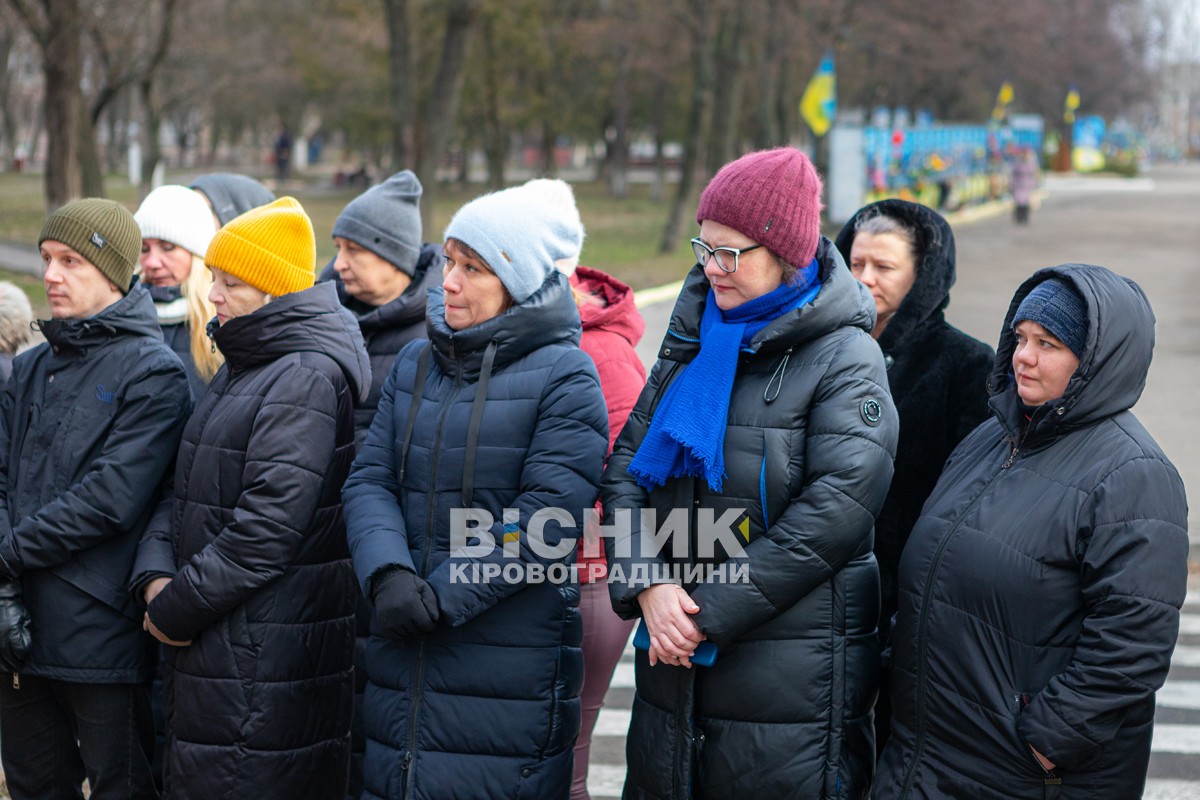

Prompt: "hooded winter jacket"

[572,265,646,581]
[603,239,898,800]
[0,285,191,682]
[344,270,609,800]
[320,243,444,451]
[874,265,1189,800]
[834,200,994,640]
[136,282,370,800]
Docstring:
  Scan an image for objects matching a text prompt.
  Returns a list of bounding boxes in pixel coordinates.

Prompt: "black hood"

[834,199,957,354]
[988,264,1155,436]
[189,173,276,227]
[320,243,443,334]
[656,236,876,362]
[39,282,163,353]
[211,281,370,403]
[426,269,582,379]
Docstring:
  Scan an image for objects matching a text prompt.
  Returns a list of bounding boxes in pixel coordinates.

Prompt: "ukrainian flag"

[800,52,837,137]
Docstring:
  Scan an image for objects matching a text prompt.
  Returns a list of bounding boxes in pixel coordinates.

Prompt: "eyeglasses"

[690,238,764,273]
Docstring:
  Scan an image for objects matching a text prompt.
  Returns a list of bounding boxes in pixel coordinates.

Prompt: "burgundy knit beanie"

[696,147,824,270]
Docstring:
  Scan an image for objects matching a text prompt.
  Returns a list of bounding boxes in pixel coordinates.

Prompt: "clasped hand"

[638,584,705,668]
[142,577,191,647]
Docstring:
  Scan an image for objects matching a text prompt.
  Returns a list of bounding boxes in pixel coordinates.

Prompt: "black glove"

[0,580,32,673]
[371,568,440,640]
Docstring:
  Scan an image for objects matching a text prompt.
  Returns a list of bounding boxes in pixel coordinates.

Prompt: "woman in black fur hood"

[834,199,994,751]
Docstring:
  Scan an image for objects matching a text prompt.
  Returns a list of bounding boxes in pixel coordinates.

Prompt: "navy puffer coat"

[344,270,609,800]
[874,265,1189,799]
[603,240,898,799]
[136,282,370,800]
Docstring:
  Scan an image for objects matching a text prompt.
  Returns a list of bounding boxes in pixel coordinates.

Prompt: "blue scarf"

[629,259,822,492]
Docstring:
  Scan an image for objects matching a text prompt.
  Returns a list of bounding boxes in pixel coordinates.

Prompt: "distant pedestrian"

[0,199,192,800]
[0,282,32,383]
[1011,147,1039,224]
[135,198,368,800]
[134,185,222,401]
[189,172,276,227]
[274,127,293,182]
[834,199,994,752]
[875,266,1189,799]
[343,184,608,800]
[603,148,897,798]
[519,178,647,800]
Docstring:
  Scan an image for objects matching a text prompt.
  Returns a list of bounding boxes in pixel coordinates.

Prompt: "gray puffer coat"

[874,265,1189,800]
[603,239,898,800]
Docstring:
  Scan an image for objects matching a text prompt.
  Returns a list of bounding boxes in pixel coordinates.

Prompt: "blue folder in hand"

[633,619,718,667]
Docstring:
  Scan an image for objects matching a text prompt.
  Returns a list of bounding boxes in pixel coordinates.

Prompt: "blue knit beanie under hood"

[1013,278,1088,358]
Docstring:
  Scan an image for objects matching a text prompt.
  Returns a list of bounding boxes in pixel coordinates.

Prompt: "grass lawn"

[0,170,703,312]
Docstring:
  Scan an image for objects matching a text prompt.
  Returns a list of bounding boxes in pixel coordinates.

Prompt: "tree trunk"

[41,0,84,209]
[0,24,15,167]
[480,16,506,190]
[414,0,483,234]
[650,78,668,202]
[707,3,746,175]
[540,118,557,178]
[659,0,717,254]
[78,109,105,197]
[383,0,414,171]
[140,80,162,197]
[607,9,632,199]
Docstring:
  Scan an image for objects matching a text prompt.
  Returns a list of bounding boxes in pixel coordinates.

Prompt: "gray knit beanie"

[331,170,423,276]
[39,198,141,293]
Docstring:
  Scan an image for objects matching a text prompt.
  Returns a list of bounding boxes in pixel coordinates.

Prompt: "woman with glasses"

[602,148,898,798]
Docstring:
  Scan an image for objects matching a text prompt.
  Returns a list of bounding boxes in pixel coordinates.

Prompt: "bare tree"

[659,0,719,254]
[8,0,82,210]
[383,0,415,170]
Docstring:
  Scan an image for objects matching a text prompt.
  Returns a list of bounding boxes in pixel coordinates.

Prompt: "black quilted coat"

[603,240,899,799]
[874,265,1189,799]
[136,282,370,800]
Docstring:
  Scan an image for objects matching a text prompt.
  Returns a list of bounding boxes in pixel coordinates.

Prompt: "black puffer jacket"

[834,200,994,639]
[320,243,443,451]
[137,282,370,800]
[874,265,1189,800]
[0,286,191,682]
[344,271,608,800]
[603,240,898,799]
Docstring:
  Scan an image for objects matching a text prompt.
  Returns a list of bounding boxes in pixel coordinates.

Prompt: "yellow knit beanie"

[205,196,315,297]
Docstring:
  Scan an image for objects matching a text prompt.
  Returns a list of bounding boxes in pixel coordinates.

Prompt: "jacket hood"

[988,264,1154,433]
[426,269,582,378]
[322,242,443,334]
[211,281,370,403]
[39,282,164,352]
[189,173,276,227]
[572,265,645,348]
[833,199,957,354]
[658,236,876,361]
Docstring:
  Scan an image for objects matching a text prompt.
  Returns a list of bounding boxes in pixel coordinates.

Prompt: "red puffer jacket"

[571,265,646,582]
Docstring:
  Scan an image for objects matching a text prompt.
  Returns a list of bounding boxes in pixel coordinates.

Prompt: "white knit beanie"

[134,185,217,259]
[518,178,585,276]
[444,186,584,304]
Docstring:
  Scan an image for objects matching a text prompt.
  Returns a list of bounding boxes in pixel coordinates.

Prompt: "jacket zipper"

[898,441,1019,798]
[403,360,461,799]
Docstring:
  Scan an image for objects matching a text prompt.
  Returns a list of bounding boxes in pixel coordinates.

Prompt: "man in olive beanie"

[0,198,192,799]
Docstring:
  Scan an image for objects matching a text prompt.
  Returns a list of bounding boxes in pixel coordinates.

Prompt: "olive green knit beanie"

[39,199,141,293]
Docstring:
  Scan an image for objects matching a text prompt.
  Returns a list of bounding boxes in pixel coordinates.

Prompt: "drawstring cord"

[763,348,792,404]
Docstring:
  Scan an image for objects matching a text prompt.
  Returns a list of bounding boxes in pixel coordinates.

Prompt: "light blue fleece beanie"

[443,186,585,303]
